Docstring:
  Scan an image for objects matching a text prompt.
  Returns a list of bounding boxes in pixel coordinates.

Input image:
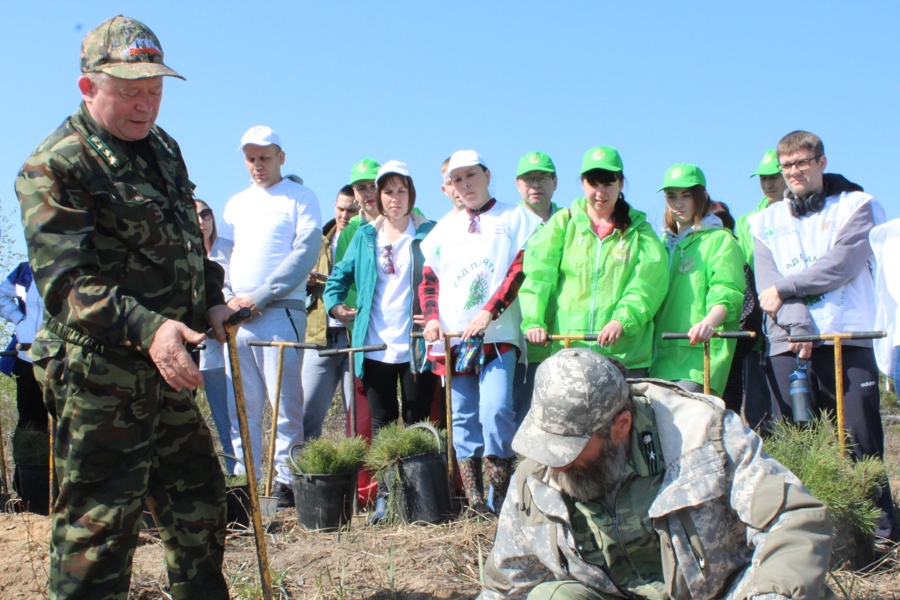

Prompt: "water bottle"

[789,364,814,426]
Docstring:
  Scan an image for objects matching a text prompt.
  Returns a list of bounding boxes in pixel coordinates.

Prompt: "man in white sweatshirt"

[749,129,896,543]
[217,125,322,507]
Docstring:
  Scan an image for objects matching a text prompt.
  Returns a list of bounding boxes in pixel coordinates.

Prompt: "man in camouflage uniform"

[481,349,834,600]
[16,15,231,599]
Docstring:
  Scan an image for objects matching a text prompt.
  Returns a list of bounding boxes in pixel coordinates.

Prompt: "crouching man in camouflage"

[481,349,834,600]
[16,15,232,599]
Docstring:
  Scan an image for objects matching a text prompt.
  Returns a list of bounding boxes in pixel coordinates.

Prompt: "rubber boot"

[484,456,515,514]
[458,457,490,514]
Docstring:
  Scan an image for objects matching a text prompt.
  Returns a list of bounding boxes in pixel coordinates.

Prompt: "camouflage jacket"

[16,103,224,358]
[482,380,834,600]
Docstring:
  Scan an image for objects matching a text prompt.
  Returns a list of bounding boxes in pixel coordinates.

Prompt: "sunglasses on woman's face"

[381,244,396,275]
[198,208,213,221]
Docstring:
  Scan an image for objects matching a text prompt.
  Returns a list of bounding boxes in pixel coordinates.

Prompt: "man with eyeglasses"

[301,185,360,440]
[217,125,322,508]
[515,151,559,224]
[512,152,561,431]
[748,130,897,543]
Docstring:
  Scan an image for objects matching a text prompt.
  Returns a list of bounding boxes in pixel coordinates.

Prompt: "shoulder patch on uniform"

[151,129,177,158]
[87,135,120,167]
[640,430,661,475]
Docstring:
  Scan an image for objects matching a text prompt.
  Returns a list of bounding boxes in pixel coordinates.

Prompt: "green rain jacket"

[650,215,746,396]
[734,198,770,268]
[519,200,668,368]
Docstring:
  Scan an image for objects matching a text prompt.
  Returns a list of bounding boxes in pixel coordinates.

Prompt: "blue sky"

[2,1,899,258]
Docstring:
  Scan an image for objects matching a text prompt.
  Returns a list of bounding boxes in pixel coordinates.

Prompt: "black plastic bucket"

[387,451,452,524]
[384,423,453,524]
[225,485,251,527]
[17,464,50,515]
[292,472,356,531]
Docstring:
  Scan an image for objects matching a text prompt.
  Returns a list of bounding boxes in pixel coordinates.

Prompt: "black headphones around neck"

[790,191,826,217]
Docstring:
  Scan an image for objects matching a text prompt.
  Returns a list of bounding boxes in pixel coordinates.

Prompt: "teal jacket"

[734,197,770,268]
[324,213,434,378]
[519,200,668,368]
[650,216,746,396]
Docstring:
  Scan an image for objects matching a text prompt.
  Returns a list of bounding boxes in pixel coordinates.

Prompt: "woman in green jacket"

[519,146,668,383]
[650,164,746,396]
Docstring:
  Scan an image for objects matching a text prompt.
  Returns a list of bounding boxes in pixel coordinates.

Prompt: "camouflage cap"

[512,348,630,468]
[80,15,184,80]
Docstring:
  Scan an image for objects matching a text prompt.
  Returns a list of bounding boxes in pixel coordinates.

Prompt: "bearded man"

[480,349,834,600]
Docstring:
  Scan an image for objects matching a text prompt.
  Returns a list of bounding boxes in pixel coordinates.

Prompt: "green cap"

[349,158,381,185]
[580,146,624,174]
[80,15,184,80]
[750,150,780,177]
[658,164,706,192]
[516,151,556,177]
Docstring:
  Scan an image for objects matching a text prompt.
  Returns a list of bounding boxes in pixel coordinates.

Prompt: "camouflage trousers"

[528,581,618,600]
[35,341,228,600]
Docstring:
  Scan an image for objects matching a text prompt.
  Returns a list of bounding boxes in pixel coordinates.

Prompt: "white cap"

[238,125,281,151]
[447,150,487,175]
[376,160,411,183]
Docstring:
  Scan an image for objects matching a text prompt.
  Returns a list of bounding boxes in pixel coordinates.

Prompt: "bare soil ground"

[1,395,898,599]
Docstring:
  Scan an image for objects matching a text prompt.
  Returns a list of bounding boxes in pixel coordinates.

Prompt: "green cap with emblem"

[580,146,624,174]
[658,163,706,192]
[750,149,780,177]
[516,151,556,177]
[349,158,381,185]
[81,15,184,80]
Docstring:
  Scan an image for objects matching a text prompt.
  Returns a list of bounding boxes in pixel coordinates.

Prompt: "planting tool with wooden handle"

[660,331,757,394]
[546,334,601,348]
[223,308,277,600]
[247,339,322,514]
[411,331,475,493]
[317,343,387,438]
[787,331,885,454]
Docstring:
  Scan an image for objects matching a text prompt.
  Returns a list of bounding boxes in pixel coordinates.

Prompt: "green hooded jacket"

[734,197,770,268]
[519,199,668,368]
[650,218,746,396]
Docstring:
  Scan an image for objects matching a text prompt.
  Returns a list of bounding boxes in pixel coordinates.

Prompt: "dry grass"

[2,371,899,598]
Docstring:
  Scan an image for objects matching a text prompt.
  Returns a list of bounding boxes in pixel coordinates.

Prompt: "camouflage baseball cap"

[80,15,184,80]
[512,348,630,468]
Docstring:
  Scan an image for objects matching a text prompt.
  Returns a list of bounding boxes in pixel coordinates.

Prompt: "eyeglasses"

[779,156,821,173]
[519,174,554,187]
[381,244,395,275]
[198,208,213,221]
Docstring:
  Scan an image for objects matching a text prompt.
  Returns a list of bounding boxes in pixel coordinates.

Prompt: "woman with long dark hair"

[520,146,668,400]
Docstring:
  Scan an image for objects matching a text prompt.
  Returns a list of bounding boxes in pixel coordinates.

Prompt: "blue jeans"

[201,367,236,475]
[450,349,517,460]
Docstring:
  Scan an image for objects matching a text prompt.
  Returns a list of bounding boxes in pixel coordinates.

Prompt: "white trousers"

[225,307,306,485]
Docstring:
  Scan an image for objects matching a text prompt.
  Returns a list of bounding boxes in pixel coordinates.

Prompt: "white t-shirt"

[364,221,416,363]
[219,178,322,304]
[419,201,540,356]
